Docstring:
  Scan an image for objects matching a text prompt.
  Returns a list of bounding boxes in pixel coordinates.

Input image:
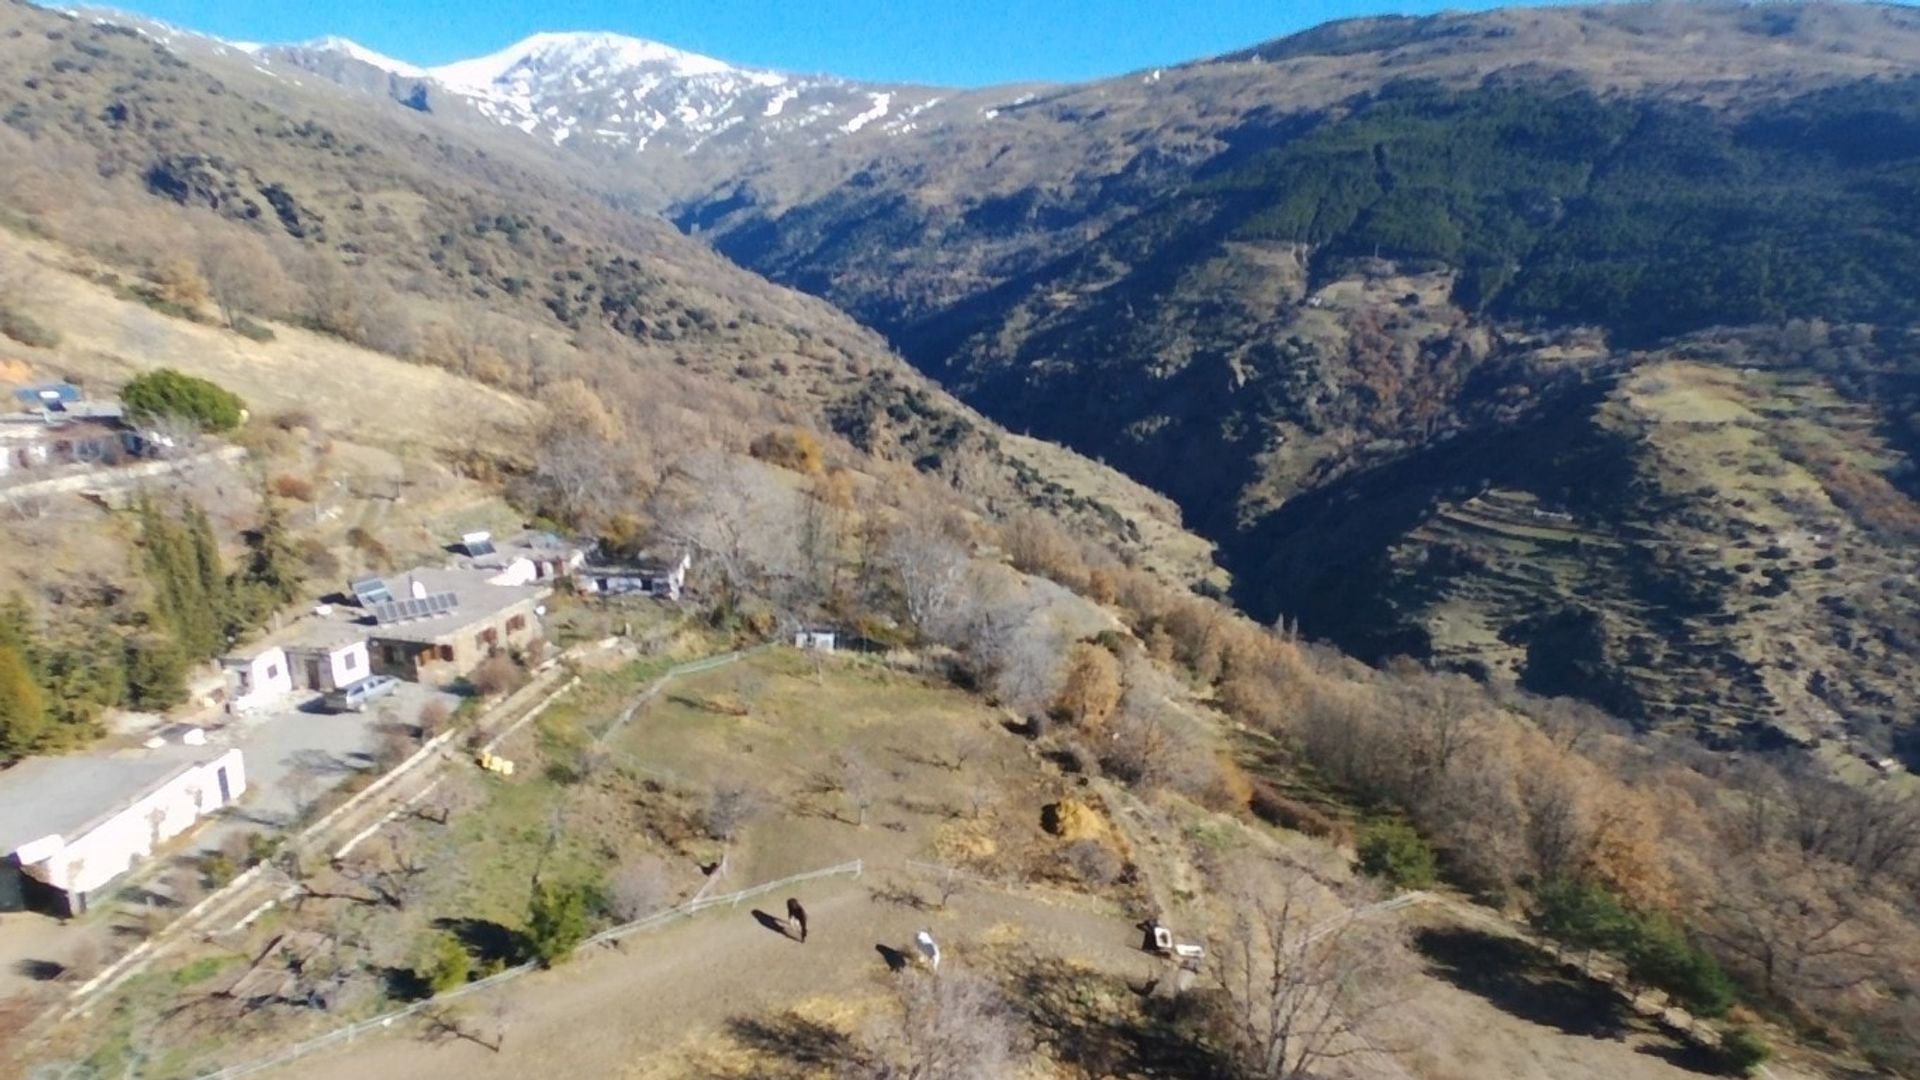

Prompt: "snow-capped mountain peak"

[252,26,953,158]
[297,36,426,78]
[427,31,745,90]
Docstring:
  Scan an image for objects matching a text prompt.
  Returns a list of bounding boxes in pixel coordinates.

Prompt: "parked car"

[323,675,400,713]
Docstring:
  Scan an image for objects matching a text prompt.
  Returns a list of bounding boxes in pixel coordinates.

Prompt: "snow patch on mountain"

[840,92,892,133]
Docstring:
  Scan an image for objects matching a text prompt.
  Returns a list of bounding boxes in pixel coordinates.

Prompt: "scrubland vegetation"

[0,3,1917,1078]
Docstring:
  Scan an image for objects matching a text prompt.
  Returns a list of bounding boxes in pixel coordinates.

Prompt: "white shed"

[222,644,294,713]
[794,628,838,652]
[0,745,246,915]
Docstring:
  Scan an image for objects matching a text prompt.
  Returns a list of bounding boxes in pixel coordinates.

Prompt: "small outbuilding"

[0,744,247,916]
[793,627,838,652]
[580,551,690,601]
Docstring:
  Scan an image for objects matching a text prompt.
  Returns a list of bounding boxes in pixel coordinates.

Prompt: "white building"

[581,551,691,600]
[221,619,371,713]
[794,628,838,652]
[222,644,294,713]
[0,745,247,916]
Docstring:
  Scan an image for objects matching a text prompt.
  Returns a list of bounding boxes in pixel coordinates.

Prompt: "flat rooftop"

[362,565,548,645]
[0,743,232,856]
[227,608,367,659]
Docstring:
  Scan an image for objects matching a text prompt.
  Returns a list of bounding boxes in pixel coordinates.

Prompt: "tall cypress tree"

[186,504,235,644]
[139,498,222,659]
[241,505,303,607]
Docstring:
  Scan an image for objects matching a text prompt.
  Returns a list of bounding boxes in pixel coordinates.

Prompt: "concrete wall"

[329,641,370,689]
[23,749,247,905]
[227,647,293,712]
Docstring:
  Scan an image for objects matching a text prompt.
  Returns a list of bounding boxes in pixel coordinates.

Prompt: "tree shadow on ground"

[381,965,431,1003]
[1415,927,1639,1041]
[1635,1039,1732,1075]
[1010,956,1235,1080]
[723,1011,868,1078]
[14,959,64,981]
[433,916,524,967]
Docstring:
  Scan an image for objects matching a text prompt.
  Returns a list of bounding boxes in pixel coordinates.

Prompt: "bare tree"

[412,781,477,827]
[198,230,291,328]
[884,518,973,643]
[649,453,804,615]
[837,751,879,827]
[607,853,673,923]
[1701,846,1895,1001]
[703,782,766,844]
[940,729,990,773]
[336,834,427,910]
[1208,869,1413,1080]
[858,969,1021,1080]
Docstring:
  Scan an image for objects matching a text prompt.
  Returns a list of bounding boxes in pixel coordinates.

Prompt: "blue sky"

[105,0,1559,85]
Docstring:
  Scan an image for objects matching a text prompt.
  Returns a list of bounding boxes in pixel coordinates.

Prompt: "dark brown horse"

[785,897,808,942]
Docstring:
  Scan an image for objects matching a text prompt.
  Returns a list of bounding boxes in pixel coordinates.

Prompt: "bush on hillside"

[121,368,245,432]
[1717,1026,1772,1076]
[0,306,59,348]
[416,932,472,996]
[523,881,590,966]
[1356,820,1438,890]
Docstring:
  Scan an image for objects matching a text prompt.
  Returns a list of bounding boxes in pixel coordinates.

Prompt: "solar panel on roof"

[368,591,460,625]
[350,576,395,607]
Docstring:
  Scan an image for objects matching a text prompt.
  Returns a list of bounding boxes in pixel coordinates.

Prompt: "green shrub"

[1717,1026,1772,1076]
[121,368,246,432]
[1531,876,1635,957]
[1626,915,1735,1019]
[1534,877,1734,1018]
[416,932,472,996]
[199,851,237,888]
[244,832,280,867]
[523,880,590,966]
[0,306,59,348]
[1356,820,1437,890]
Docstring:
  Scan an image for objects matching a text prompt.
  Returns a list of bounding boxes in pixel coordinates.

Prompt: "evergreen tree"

[185,505,235,642]
[1532,877,1635,962]
[240,505,303,607]
[40,622,128,737]
[125,632,189,711]
[0,643,48,760]
[139,498,225,660]
[0,594,34,659]
[523,881,590,966]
